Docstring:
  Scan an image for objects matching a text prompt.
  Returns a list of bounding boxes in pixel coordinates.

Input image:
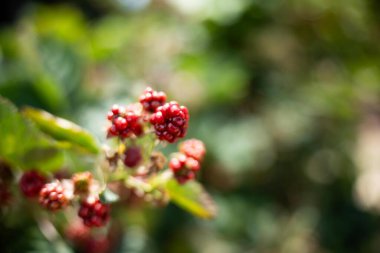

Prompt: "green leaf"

[0,97,64,171]
[27,227,73,253]
[99,187,120,204]
[165,179,217,219]
[22,107,100,154]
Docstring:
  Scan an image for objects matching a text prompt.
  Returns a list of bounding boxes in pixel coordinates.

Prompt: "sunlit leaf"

[22,107,100,154]
[0,96,64,171]
[165,179,217,219]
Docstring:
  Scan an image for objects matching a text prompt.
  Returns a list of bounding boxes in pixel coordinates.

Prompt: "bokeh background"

[2,0,380,252]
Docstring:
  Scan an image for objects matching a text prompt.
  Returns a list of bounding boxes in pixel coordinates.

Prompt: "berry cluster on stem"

[13,86,207,232]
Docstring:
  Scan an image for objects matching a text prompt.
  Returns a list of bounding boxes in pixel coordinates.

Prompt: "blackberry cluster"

[107,88,189,144]
[150,102,189,143]
[39,181,69,211]
[78,196,110,227]
[139,87,167,113]
[179,139,206,162]
[107,104,143,139]
[169,154,200,184]
[12,86,207,230]
[19,170,46,198]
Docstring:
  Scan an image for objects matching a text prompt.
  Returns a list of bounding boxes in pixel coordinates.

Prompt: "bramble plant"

[0,87,216,252]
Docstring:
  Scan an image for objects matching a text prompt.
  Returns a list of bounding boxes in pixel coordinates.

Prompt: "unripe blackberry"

[123,147,142,168]
[78,196,110,227]
[169,154,200,184]
[139,87,167,113]
[72,172,93,195]
[39,181,69,211]
[19,170,47,198]
[107,104,143,139]
[150,101,189,143]
[179,139,206,162]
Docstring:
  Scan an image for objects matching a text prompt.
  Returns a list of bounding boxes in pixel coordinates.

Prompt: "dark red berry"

[150,101,189,143]
[123,147,142,168]
[107,104,143,139]
[39,181,69,211]
[139,87,167,113]
[179,139,206,161]
[19,170,47,198]
[169,154,200,184]
[72,172,93,195]
[78,196,110,227]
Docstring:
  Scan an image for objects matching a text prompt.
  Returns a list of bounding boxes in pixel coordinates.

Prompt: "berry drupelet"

[179,139,206,162]
[150,101,189,143]
[107,104,143,139]
[78,196,110,227]
[84,236,110,253]
[139,87,167,113]
[39,181,69,211]
[169,154,200,184]
[19,170,47,198]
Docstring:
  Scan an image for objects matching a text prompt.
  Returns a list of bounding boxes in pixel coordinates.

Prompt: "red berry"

[169,154,200,184]
[150,101,189,143]
[123,147,142,168]
[107,104,143,139]
[114,117,127,130]
[72,172,93,195]
[78,196,110,227]
[19,170,47,198]
[179,139,206,161]
[139,87,167,113]
[39,181,69,211]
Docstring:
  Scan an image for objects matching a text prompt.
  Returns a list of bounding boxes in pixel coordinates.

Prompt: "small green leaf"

[0,96,64,171]
[165,179,217,219]
[99,188,120,204]
[22,107,100,154]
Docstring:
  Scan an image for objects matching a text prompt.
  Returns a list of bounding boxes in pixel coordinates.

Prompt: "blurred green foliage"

[2,0,380,252]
